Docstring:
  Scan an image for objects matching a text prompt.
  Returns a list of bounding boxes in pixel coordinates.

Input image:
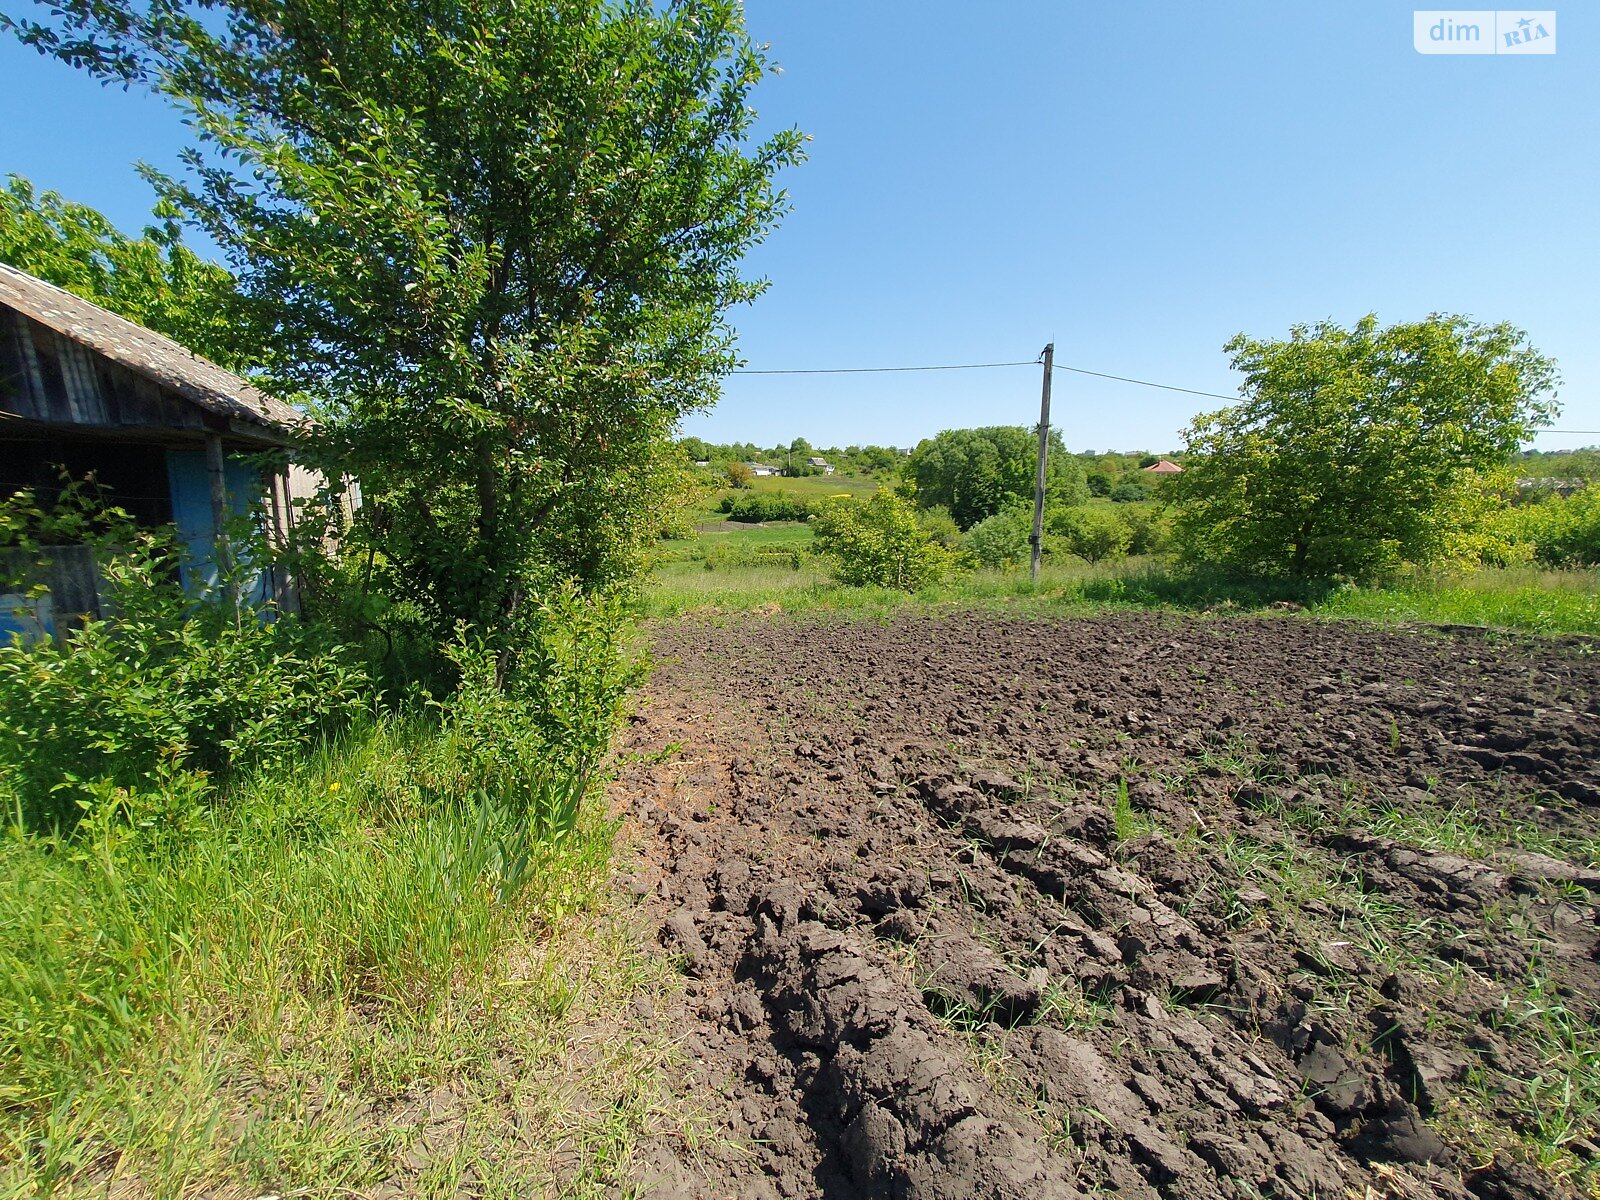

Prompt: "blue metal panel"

[165,450,268,602]
[0,592,54,644]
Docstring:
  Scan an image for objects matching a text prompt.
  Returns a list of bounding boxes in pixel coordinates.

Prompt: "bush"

[1120,506,1172,556]
[0,525,369,830]
[918,505,963,550]
[1517,488,1600,566]
[811,492,957,590]
[1051,506,1132,564]
[963,506,1033,569]
[434,587,635,861]
[724,492,811,523]
[701,542,804,571]
[1110,477,1151,502]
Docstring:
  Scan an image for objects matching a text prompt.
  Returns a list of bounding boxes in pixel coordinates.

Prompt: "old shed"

[0,262,306,639]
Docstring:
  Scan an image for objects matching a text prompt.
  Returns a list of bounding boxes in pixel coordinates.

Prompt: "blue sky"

[1,2,1593,452]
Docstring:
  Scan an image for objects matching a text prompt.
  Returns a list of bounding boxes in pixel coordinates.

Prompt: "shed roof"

[0,262,303,433]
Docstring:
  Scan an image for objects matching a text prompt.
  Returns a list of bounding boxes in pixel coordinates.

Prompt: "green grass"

[639,546,1600,637]
[685,471,885,526]
[1315,568,1600,635]
[0,720,677,1198]
[735,472,881,500]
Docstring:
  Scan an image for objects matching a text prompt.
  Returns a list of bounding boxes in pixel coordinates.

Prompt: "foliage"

[918,505,963,550]
[963,505,1033,569]
[1515,488,1600,566]
[810,492,957,590]
[1513,447,1600,485]
[650,456,705,543]
[1051,506,1132,564]
[10,0,805,650]
[0,710,642,1195]
[0,556,641,1188]
[0,500,369,830]
[720,492,812,523]
[1119,505,1170,556]
[1169,315,1560,579]
[0,174,260,371]
[904,426,1087,529]
[725,461,754,489]
[701,542,803,572]
[1109,477,1151,503]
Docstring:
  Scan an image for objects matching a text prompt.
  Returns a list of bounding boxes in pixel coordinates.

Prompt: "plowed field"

[614,612,1600,1200]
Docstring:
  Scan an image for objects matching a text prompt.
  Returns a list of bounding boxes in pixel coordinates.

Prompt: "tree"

[724,461,754,489]
[1169,315,1559,578]
[1109,477,1150,503]
[963,506,1032,569]
[0,175,258,370]
[10,0,804,649]
[811,492,955,590]
[904,426,1087,529]
[1051,506,1131,565]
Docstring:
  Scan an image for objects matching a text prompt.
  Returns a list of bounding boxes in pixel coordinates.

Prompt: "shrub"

[0,524,369,830]
[434,588,635,857]
[963,506,1033,569]
[1051,507,1132,564]
[702,542,803,571]
[918,505,963,550]
[725,492,811,523]
[1120,506,1172,556]
[1518,489,1600,566]
[1110,477,1151,502]
[811,492,957,590]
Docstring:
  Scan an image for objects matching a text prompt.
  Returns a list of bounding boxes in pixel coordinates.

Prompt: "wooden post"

[265,463,288,610]
[1029,343,1054,583]
[204,431,236,608]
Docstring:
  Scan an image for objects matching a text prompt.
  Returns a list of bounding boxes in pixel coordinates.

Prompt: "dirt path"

[612,611,1600,1200]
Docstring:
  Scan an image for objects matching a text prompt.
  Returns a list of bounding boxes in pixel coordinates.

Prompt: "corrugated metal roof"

[0,262,303,433]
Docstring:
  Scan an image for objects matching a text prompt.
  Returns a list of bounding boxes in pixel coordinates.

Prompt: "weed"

[1110,778,1154,843]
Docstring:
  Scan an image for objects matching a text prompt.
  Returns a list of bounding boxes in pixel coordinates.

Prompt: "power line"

[729,355,1244,401]
[1051,363,1237,401]
[729,359,1038,375]
[727,359,1595,432]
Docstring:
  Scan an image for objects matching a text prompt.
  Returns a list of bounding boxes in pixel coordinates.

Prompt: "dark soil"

[612,611,1600,1200]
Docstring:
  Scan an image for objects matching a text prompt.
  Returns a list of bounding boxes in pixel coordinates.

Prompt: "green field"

[645,510,1600,636]
[688,470,885,524]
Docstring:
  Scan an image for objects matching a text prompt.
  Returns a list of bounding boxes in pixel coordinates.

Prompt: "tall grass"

[641,553,1600,636]
[0,716,648,1196]
[1315,567,1600,635]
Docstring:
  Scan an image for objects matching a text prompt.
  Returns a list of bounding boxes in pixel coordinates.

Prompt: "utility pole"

[1029,343,1054,583]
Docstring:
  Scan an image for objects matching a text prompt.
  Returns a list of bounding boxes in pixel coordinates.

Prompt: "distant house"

[807,455,835,476]
[1517,476,1583,493]
[1141,459,1184,474]
[0,263,310,640]
[745,462,781,477]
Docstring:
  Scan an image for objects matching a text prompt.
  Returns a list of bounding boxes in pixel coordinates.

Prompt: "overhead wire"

[729,360,1037,375]
[725,357,1598,439]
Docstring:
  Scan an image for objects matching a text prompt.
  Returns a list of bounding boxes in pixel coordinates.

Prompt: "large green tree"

[0,175,257,370]
[905,426,1087,529]
[1168,314,1559,578]
[8,0,803,643]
